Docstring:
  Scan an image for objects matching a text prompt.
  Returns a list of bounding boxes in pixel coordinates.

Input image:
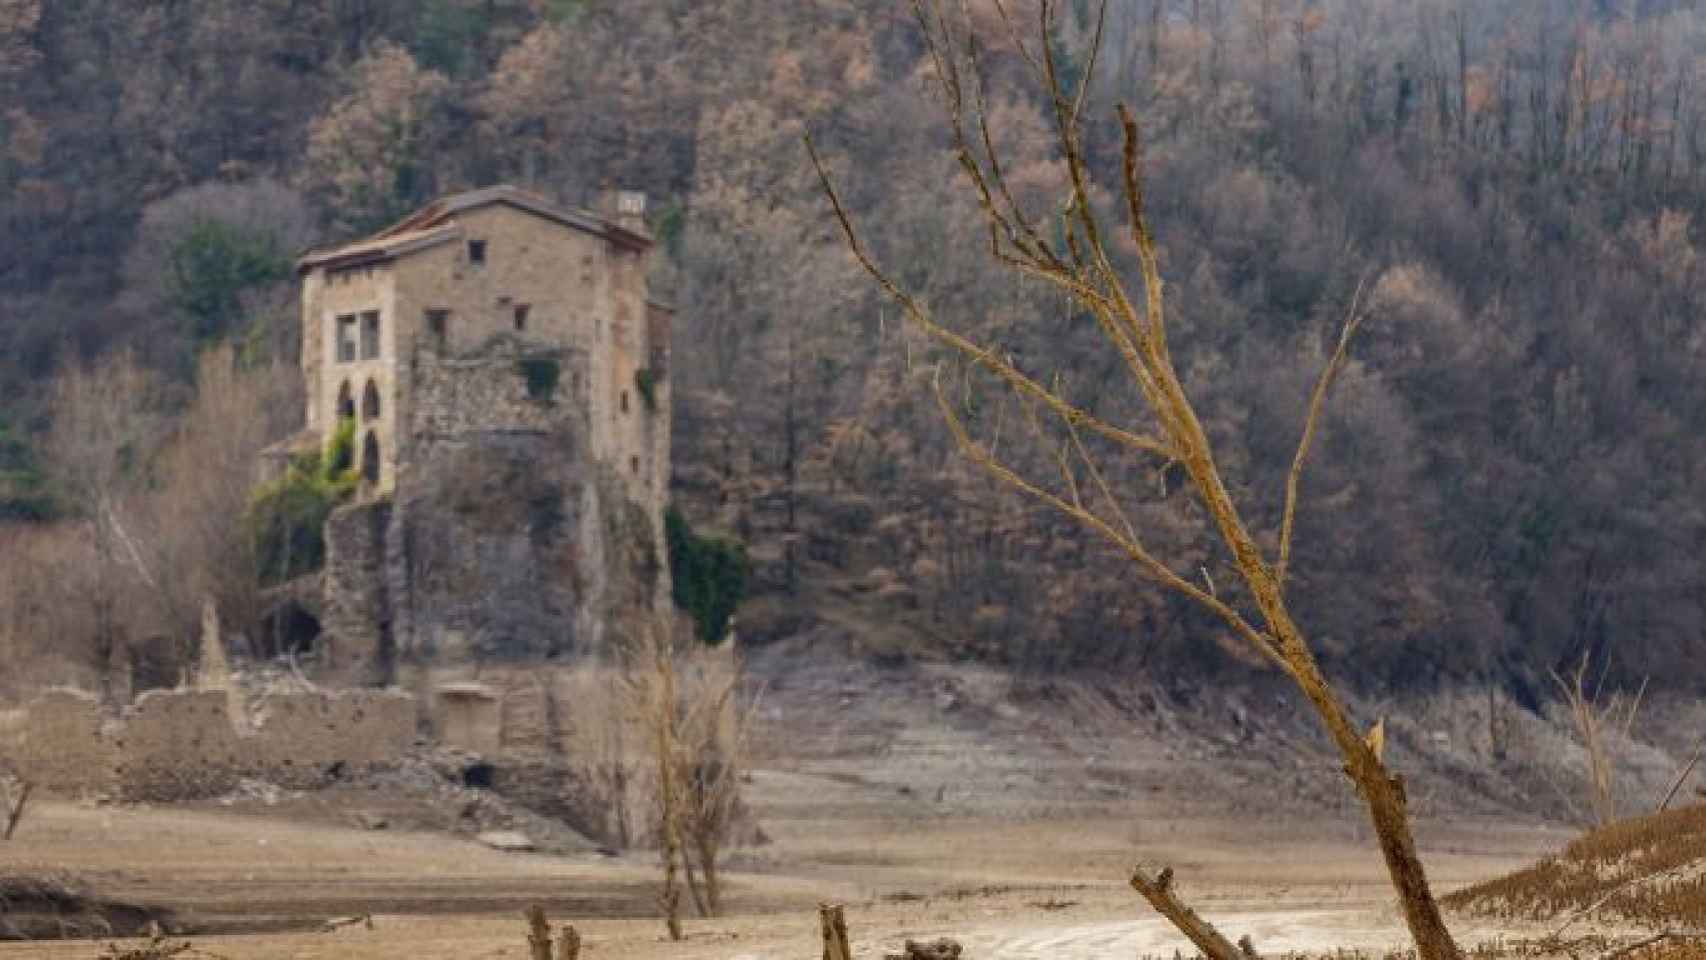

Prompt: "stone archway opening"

[361,431,381,486]
[362,380,381,421]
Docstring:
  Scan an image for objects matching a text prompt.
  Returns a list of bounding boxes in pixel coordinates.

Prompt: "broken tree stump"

[885,937,965,959]
[556,923,581,960]
[820,903,852,960]
[1130,864,1251,960]
[526,904,553,960]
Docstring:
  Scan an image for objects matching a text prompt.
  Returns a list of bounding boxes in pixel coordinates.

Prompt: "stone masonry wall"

[0,687,416,800]
[322,500,394,687]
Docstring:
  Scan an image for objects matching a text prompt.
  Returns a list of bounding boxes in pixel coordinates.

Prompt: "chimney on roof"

[599,181,648,233]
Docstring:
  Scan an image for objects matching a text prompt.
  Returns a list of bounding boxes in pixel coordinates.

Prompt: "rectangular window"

[425,308,449,346]
[468,239,486,265]
[336,315,358,364]
[360,310,381,360]
[514,304,530,332]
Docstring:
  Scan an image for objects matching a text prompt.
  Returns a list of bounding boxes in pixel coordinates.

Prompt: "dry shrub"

[1445,803,1706,928]
[6,347,299,701]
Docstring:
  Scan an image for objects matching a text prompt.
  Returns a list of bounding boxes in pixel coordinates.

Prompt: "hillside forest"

[2,0,1705,699]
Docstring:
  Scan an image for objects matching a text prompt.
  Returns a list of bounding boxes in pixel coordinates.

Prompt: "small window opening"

[360,310,381,360]
[630,455,640,475]
[514,304,530,332]
[620,390,630,413]
[425,308,449,345]
[362,380,381,421]
[336,381,355,420]
[336,314,358,363]
[462,762,495,789]
[468,239,486,264]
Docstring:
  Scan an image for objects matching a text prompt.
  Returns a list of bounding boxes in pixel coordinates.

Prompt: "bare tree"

[144,345,299,667]
[626,619,753,932]
[44,351,167,703]
[1550,651,1644,827]
[807,3,1463,959]
[630,621,687,941]
[673,643,750,917]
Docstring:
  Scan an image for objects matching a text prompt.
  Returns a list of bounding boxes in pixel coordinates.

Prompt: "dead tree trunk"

[805,4,1466,959]
[1129,866,1246,960]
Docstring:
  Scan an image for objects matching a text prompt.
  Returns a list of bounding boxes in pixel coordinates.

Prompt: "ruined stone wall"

[408,335,589,444]
[5,689,114,793]
[246,690,416,788]
[0,687,416,800]
[321,500,393,687]
[112,690,243,800]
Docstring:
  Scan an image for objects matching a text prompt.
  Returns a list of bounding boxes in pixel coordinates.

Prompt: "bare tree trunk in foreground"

[632,623,686,941]
[806,3,1463,959]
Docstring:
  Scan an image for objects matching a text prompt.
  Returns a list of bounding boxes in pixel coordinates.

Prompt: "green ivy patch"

[248,419,358,585]
[665,507,748,645]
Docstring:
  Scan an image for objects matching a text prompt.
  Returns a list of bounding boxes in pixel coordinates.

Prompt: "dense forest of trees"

[3,0,1706,696]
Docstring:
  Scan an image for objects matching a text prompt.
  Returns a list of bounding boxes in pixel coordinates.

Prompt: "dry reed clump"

[1444,803,1706,928]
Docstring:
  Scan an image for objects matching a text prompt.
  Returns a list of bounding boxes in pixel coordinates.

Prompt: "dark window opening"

[336,381,355,420]
[362,380,381,421]
[336,314,358,363]
[361,431,381,486]
[462,762,495,789]
[425,308,449,346]
[360,310,381,360]
[620,390,630,413]
[468,239,486,264]
[630,455,640,475]
[514,304,530,332]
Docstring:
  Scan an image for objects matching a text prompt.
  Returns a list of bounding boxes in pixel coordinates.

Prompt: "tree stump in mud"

[526,905,553,960]
[885,937,964,960]
[821,903,852,960]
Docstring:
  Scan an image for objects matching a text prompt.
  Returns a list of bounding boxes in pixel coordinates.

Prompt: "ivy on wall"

[665,506,748,645]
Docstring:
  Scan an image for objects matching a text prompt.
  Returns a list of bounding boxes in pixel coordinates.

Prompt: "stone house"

[270,186,674,684]
[294,185,668,503]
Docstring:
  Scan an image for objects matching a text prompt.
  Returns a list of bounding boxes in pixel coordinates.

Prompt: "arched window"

[362,380,381,421]
[361,431,381,486]
[336,381,354,420]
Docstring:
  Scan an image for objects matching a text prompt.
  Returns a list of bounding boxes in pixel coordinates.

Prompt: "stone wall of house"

[0,687,416,800]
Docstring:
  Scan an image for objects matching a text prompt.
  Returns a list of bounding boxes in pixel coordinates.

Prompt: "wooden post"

[525,904,552,960]
[820,903,852,960]
[556,924,581,960]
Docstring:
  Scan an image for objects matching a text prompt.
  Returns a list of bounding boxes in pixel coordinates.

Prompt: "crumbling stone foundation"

[0,686,416,801]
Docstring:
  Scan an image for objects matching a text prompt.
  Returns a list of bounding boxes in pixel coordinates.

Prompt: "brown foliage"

[1446,803,1706,931]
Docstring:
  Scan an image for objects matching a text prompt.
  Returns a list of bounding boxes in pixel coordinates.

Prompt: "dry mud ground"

[0,800,1569,960]
[0,649,1594,958]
